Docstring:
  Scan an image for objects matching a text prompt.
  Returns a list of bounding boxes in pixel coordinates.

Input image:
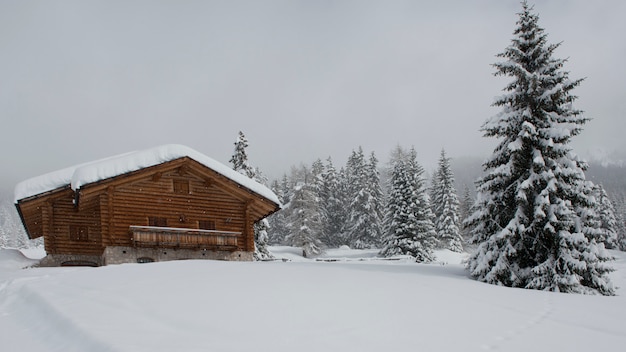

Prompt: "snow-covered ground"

[1,246,625,352]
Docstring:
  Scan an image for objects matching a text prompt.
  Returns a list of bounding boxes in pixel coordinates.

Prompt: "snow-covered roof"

[14,144,280,206]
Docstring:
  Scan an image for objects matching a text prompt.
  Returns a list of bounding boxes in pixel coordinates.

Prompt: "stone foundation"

[38,254,102,267]
[102,246,253,265]
[38,247,253,267]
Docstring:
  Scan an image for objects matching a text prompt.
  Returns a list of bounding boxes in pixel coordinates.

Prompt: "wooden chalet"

[14,145,281,266]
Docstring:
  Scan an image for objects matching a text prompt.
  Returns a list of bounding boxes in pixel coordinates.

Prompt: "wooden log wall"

[18,200,44,239]
[101,168,249,250]
[49,191,102,255]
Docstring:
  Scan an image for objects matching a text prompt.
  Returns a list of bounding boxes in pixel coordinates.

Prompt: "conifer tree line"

[230,127,625,269]
[258,144,469,261]
[266,147,387,257]
[229,130,472,260]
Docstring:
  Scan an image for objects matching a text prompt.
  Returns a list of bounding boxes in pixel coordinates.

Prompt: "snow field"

[0,247,625,351]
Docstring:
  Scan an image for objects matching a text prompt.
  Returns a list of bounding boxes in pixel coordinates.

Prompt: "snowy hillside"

[1,247,625,351]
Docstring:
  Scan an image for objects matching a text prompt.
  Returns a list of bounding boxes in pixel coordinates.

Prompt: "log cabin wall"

[16,198,45,241]
[50,190,102,256]
[100,166,249,250]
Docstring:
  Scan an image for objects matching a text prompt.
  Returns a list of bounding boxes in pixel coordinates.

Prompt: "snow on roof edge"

[14,144,280,206]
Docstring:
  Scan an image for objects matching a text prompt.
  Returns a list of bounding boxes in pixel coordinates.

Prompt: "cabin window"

[148,216,168,227]
[173,179,190,194]
[69,225,89,241]
[198,220,216,230]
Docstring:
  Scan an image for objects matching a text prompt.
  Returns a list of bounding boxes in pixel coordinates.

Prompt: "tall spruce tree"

[380,148,436,262]
[345,151,384,249]
[229,131,274,260]
[593,184,619,249]
[466,2,614,295]
[431,149,463,252]
[366,152,385,247]
[406,148,438,260]
[230,131,256,179]
[458,185,474,243]
[319,157,346,247]
[612,195,626,251]
[286,180,323,257]
[267,177,290,245]
[311,158,326,198]
[343,147,366,246]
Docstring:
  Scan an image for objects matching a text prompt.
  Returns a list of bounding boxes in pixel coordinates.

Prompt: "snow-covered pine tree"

[380,147,436,262]
[387,144,407,168]
[266,172,300,246]
[380,157,413,257]
[458,185,474,244]
[311,159,325,195]
[309,158,329,244]
[593,184,619,249]
[278,173,293,205]
[286,180,323,258]
[406,148,438,260]
[335,166,350,245]
[431,149,463,252]
[365,152,385,247]
[429,165,442,222]
[253,219,272,261]
[229,130,274,260]
[343,147,366,246]
[345,151,383,249]
[266,179,287,244]
[612,194,626,251]
[318,157,346,247]
[230,131,256,179]
[466,2,614,295]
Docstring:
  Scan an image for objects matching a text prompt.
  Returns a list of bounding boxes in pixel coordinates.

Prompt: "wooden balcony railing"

[129,226,240,250]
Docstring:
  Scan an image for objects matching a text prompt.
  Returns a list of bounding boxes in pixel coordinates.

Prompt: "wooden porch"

[129,226,240,250]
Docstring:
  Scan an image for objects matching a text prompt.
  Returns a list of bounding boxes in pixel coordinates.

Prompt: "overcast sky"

[1,0,625,189]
